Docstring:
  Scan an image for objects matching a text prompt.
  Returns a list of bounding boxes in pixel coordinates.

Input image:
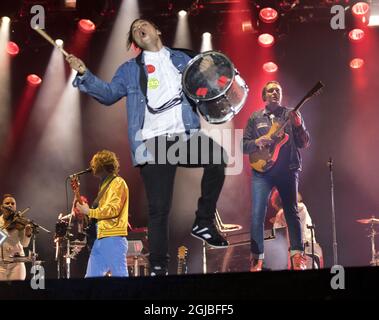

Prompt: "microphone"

[69,168,92,179]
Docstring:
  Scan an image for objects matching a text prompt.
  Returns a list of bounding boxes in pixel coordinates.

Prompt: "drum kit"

[54,212,89,278]
[356,216,379,266]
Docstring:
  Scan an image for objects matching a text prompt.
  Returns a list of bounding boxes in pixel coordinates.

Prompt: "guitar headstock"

[70,175,83,205]
[306,81,324,99]
[177,246,188,260]
[70,175,80,193]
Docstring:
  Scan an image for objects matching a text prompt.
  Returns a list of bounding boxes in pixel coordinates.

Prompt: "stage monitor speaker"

[206,227,289,273]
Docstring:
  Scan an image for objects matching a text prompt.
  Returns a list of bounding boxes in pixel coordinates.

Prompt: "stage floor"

[0,266,378,300]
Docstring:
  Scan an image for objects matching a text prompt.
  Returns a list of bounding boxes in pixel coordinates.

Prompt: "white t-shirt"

[141,47,186,140]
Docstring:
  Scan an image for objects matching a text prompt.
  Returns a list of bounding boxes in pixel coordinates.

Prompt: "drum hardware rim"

[182,50,236,102]
[184,78,235,102]
[182,50,249,124]
[197,87,248,124]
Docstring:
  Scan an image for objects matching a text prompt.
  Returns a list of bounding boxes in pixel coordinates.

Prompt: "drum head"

[182,51,235,101]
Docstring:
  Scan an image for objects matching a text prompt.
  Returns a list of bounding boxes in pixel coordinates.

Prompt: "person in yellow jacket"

[76,150,129,277]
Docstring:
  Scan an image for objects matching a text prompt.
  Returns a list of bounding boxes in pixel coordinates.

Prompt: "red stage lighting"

[350,58,364,69]
[263,62,278,73]
[7,41,19,56]
[352,2,370,25]
[259,7,278,23]
[78,19,96,33]
[27,74,42,86]
[242,20,254,32]
[352,2,370,16]
[348,28,365,42]
[258,33,275,47]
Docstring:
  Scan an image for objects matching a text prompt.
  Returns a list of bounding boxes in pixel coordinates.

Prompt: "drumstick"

[33,27,69,57]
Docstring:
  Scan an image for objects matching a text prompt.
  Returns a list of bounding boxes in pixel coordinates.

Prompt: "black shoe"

[191,220,229,248]
[150,265,168,276]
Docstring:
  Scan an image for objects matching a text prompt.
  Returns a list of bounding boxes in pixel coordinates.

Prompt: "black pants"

[140,132,227,269]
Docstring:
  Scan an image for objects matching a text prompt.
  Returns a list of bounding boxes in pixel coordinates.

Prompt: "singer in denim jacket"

[243,81,310,271]
[67,19,228,275]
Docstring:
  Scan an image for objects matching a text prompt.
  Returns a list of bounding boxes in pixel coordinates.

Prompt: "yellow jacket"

[88,175,129,239]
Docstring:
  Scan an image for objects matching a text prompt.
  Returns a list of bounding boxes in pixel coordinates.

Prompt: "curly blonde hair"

[90,150,120,175]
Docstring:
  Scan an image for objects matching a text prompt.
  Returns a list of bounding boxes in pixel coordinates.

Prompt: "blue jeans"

[251,170,303,259]
[85,237,128,277]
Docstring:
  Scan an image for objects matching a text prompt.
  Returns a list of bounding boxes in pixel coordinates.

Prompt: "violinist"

[0,194,33,281]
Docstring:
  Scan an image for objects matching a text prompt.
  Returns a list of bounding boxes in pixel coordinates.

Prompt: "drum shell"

[182,51,248,124]
[197,74,248,124]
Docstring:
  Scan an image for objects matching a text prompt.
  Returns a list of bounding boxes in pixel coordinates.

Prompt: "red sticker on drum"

[146,64,156,73]
[196,87,208,97]
[217,75,229,88]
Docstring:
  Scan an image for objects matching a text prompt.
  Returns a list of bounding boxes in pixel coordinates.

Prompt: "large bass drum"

[182,51,249,124]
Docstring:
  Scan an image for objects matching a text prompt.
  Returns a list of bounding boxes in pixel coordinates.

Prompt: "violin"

[1,206,33,232]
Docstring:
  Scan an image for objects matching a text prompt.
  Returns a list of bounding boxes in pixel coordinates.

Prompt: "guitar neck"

[74,191,83,205]
[177,259,183,275]
[71,177,83,205]
[273,93,310,136]
[272,81,323,137]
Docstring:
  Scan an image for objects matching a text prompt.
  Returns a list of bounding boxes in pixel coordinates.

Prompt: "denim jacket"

[73,47,200,166]
[242,107,310,172]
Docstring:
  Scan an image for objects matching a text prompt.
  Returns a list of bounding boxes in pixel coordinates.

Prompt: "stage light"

[352,2,370,16]
[352,2,370,25]
[178,10,187,17]
[7,41,19,56]
[368,15,379,26]
[55,39,64,47]
[350,58,364,69]
[259,7,278,24]
[201,32,212,52]
[1,16,10,24]
[242,20,254,32]
[258,33,275,47]
[348,28,365,42]
[78,19,96,34]
[263,62,278,73]
[27,74,42,86]
[64,0,77,9]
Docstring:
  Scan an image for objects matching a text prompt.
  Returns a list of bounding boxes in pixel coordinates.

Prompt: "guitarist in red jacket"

[243,81,310,271]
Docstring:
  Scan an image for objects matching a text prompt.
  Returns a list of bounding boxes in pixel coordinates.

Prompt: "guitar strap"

[91,175,118,210]
[86,175,119,248]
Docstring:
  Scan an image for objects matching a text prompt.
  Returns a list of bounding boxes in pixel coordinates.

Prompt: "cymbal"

[356,217,379,224]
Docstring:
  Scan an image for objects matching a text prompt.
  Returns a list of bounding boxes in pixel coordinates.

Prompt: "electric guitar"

[249,81,324,173]
[177,246,188,275]
[70,176,87,234]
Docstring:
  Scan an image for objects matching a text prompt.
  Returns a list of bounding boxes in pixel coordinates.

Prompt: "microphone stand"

[306,224,316,269]
[328,157,338,266]
[29,220,51,269]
